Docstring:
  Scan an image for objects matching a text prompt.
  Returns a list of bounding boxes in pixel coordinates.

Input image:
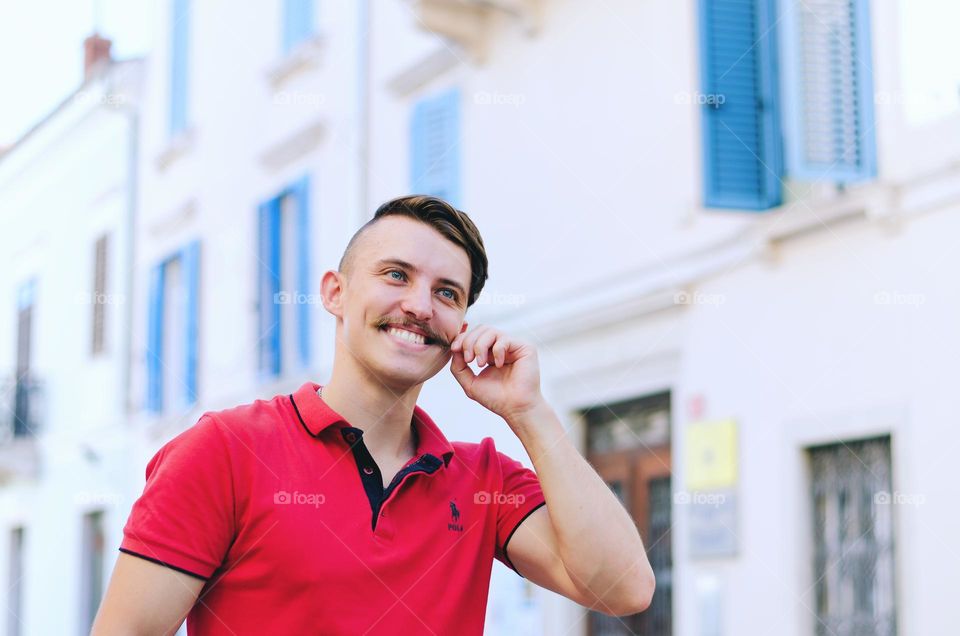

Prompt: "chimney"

[83,33,112,81]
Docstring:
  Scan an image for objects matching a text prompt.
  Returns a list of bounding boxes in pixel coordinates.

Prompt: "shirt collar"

[290,381,455,467]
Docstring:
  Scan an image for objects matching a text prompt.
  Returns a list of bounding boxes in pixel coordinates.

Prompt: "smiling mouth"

[379,325,438,347]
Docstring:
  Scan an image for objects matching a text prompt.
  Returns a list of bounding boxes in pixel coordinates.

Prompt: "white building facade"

[0,45,143,635]
[2,0,958,634]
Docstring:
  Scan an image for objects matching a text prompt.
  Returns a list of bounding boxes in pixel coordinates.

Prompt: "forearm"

[507,398,655,610]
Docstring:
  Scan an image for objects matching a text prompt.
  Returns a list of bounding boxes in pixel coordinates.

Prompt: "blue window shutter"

[146,262,165,412]
[182,240,200,406]
[258,201,282,377]
[781,0,876,182]
[293,176,312,367]
[16,280,35,310]
[283,0,314,52]
[410,88,461,206]
[410,100,427,194]
[699,0,783,210]
[170,0,189,135]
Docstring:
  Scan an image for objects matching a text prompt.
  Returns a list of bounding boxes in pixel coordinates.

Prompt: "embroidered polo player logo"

[448,500,463,532]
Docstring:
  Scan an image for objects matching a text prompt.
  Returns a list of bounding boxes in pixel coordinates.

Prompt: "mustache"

[374,318,449,348]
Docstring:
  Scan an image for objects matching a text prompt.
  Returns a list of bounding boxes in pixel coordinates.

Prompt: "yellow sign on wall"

[686,419,738,490]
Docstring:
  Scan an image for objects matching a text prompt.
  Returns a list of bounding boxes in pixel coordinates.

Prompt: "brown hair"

[338,195,489,307]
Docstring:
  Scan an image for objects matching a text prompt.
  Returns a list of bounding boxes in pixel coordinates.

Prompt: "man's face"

[330,216,472,390]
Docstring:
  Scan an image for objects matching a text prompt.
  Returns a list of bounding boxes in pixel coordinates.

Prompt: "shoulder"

[450,436,496,464]
[153,392,293,466]
[200,391,295,441]
[449,437,529,477]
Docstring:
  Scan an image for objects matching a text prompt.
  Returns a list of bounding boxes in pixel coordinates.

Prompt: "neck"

[320,365,422,462]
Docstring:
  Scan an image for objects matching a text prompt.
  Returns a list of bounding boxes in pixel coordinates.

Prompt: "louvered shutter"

[781,0,876,181]
[699,0,783,210]
[410,88,461,206]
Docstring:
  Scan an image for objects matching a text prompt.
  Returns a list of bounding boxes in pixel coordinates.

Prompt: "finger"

[473,330,500,367]
[461,325,491,363]
[491,339,508,367]
[449,348,476,389]
[451,328,470,351]
[496,338,530,366]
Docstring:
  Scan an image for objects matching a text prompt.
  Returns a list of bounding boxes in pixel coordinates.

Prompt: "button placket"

[340,425,446,532]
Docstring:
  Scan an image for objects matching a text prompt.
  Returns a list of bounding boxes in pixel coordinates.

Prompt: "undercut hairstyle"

[338,195,489,307]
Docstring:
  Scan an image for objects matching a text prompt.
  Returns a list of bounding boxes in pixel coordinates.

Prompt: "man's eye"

[439,289,456,300]
[387,270,405,281]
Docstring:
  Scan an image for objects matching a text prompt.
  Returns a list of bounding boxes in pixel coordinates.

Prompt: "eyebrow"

[373,258,468,299]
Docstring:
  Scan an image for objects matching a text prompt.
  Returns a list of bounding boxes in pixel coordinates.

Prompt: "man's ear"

[320,270,345,318]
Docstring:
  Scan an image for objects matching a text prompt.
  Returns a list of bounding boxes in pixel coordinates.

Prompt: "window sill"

[155,127,197,172]
[386,44,464,97]
[266,33,326,90]
[758,179,894,246]
[407,0,543,62]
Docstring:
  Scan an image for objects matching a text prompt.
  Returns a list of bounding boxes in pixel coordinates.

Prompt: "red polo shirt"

[120,381,546,635]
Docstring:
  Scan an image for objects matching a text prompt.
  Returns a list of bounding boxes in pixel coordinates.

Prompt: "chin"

[370,355,443,390]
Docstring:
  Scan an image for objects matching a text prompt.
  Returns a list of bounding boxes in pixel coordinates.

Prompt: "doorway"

[584,391,673,636]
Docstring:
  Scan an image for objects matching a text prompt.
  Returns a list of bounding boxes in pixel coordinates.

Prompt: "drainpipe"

[101,68,140,418]
[357,0,371,224]
[120,107,138,416]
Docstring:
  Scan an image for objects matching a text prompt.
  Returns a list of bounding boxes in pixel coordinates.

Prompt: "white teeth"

[386,327,426,345]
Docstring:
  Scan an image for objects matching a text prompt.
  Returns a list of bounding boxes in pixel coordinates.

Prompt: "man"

[92,195,654,635]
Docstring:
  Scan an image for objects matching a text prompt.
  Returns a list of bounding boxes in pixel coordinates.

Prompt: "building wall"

[0,60,142,636]
[1,0,958,633]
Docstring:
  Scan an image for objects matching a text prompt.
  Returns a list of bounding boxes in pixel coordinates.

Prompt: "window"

[808,437,897,636]
[780,0,876,181]
[282,0,315,53]
[14,280,35,437]
[698,0,876,210]
[92,234,108,355]
[7,527,24,636]
[146,241,200,413]
[80,511,106,632]
[410,88,461,205]
[170,0,190,135]
[258,176,311,378]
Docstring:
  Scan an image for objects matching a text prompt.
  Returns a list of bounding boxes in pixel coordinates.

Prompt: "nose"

[399,281,434,322]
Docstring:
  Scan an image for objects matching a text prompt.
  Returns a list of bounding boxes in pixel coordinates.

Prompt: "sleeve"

[119,413,236,580]
[493,449,547,578]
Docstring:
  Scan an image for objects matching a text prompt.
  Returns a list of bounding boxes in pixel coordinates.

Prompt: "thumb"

[449,349,476,390]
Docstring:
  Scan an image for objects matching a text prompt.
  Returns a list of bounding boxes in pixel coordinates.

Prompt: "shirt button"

[344,432,357,443]
[363,466,374,475]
